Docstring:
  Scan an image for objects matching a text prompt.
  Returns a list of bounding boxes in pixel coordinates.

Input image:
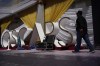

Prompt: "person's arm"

[79,17,86,30]
[79,17,87,35]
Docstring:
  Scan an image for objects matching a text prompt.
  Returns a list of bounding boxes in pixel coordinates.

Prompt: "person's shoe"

[72,50,80,53]
[89,50,95,53]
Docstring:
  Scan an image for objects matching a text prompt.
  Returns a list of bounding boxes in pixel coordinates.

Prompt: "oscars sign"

[1,17,74,49]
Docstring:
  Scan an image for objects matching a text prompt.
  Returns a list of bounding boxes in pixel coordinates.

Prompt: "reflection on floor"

[0,49,100,66]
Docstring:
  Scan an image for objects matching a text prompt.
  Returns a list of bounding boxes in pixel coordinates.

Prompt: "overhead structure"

[1,0,74,32]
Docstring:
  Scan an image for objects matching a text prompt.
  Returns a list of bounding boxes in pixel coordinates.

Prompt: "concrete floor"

[0,49,100,66]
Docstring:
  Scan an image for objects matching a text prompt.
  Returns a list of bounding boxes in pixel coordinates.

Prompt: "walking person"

[72,10,95,53]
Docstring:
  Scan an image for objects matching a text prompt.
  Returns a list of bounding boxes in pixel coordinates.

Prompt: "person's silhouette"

[72,10,95,53]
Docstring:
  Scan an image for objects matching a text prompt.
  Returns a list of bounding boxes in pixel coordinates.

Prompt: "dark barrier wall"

[91,0,100,47]
[0,27,1,48]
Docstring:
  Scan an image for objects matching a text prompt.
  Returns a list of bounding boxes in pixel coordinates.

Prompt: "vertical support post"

[36,0,45,30]
[29,0,45,49]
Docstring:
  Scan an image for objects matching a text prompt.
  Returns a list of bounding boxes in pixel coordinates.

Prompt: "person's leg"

[74,32,82,52]
[83,33,94,51]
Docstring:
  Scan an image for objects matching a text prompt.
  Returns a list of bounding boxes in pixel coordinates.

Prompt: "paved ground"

[0,49,100,66]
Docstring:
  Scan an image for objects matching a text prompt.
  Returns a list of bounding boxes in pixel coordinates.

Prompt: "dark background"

[0,27,1,48]
[91,0,100,47]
